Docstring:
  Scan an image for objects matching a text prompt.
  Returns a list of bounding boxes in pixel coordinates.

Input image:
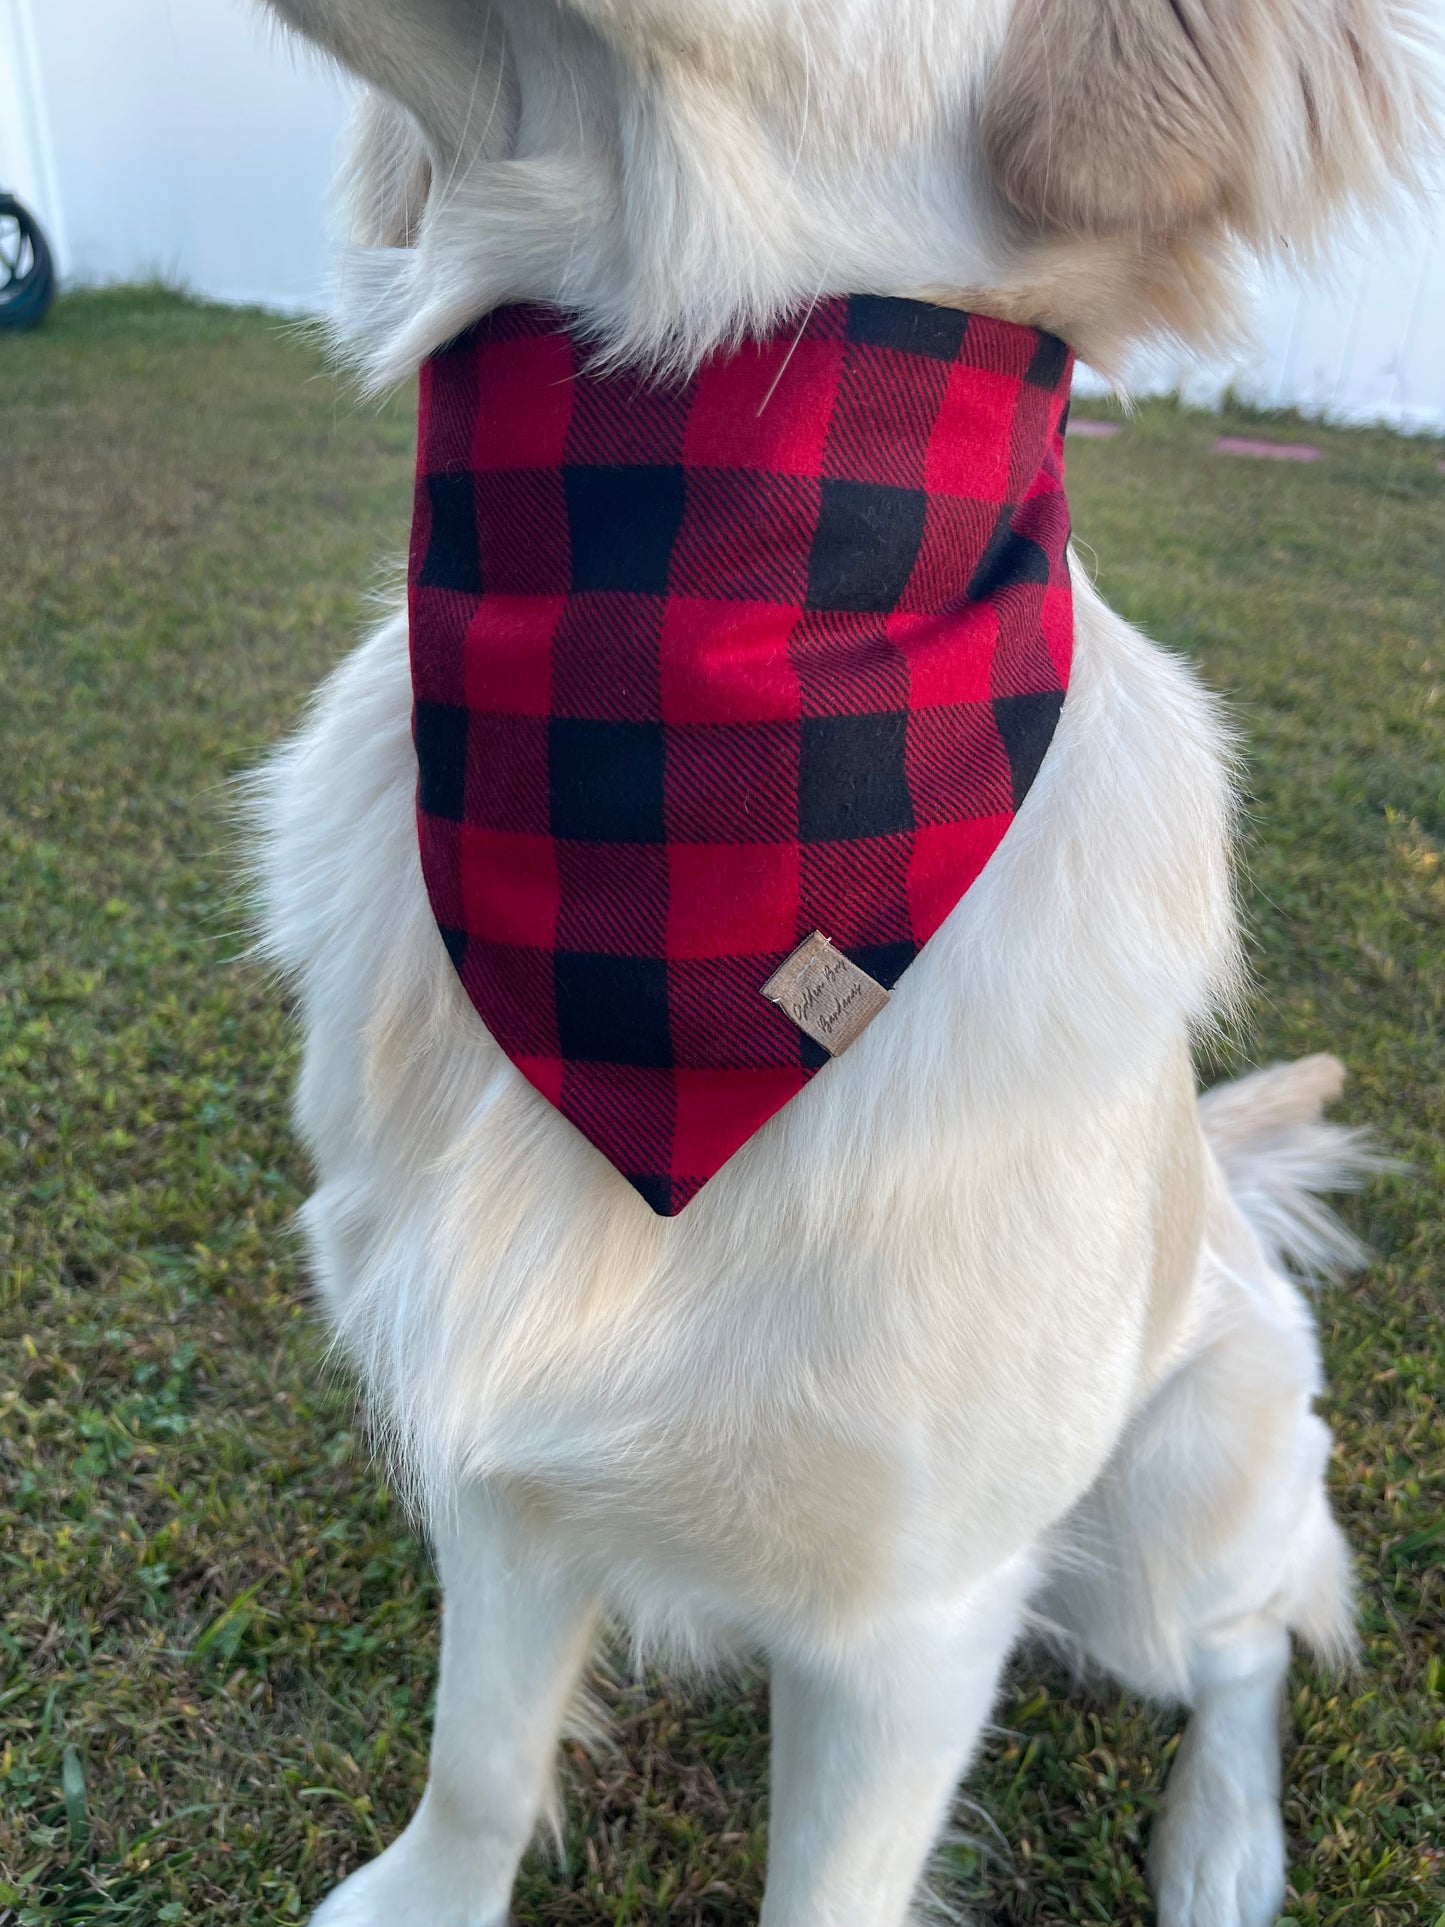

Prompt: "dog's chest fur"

[261,576,1230,1632]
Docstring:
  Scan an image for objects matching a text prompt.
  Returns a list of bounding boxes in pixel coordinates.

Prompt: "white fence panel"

[1,0,349,312]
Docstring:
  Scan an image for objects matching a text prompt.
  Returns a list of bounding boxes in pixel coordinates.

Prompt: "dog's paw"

[310,1823,507,1927]
[1149,1725,1287,1927]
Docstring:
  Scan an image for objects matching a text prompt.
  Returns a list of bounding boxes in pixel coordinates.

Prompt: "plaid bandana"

[409,296,1073,1214]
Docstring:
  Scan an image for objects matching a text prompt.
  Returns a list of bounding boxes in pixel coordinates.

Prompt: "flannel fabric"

[409,296,1074,1214]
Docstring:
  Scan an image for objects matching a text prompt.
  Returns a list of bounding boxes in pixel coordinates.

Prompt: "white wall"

[0,0,350,311]
[1228,216,1445,431]
[1076,201,1445,433]
[3,0,1443,425]
[0,0,66,263]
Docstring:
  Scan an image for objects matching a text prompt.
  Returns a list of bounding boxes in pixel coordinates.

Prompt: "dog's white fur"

[248,3,1435,1921]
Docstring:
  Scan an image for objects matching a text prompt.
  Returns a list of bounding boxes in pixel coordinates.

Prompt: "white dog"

[249,3,1437,1923]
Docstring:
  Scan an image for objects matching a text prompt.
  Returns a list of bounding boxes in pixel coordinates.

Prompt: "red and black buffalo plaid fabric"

[409,296,1074,1214]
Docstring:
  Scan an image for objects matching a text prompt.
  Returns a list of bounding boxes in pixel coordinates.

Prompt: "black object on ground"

[0,192,56,331]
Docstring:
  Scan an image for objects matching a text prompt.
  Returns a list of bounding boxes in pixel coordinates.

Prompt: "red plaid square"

[461,597,559,717]
[907,818,1014,933]
[468,334,576,471]
[460,828,559,949]
[927,367,1021,499]
[666,843,800,959]
[671,1067,811,1181]
[658,601,803,725]
[684,336,843,474]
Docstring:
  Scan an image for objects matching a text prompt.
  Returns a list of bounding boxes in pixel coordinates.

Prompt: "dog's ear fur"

[980,0,1437,246]
[264,0,513,174]
[344,91,433,249]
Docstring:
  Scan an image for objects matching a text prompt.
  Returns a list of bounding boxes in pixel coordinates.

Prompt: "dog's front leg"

[760,1553,1039,1927]
[312,1487,598,1927]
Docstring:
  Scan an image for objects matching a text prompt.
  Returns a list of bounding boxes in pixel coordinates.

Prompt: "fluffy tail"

[1198,1054,1387,1281]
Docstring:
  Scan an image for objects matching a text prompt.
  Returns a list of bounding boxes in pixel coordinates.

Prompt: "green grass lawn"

[2,288,1441,1927]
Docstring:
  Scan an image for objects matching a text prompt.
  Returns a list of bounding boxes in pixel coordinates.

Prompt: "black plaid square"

[549,719,666,842]
[566,464,686,594]
[994,690,1067,807]
[849,941,918,990]
[414,701,469,821]
[966,507,1054,602]
[847,295,970,361]
[417,472,483,594]
[806,480,928,612]
[1025,332,1072,390]
[555,952,672,1066]
[629,1173,676,1216]
[798,711,913,842]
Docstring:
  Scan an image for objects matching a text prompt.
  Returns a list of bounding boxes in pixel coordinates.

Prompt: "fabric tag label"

[760,933,890,1056]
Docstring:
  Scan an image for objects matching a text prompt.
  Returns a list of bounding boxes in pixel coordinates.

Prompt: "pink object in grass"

[1212,436,1322,462]
[1066,419,1121,439]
